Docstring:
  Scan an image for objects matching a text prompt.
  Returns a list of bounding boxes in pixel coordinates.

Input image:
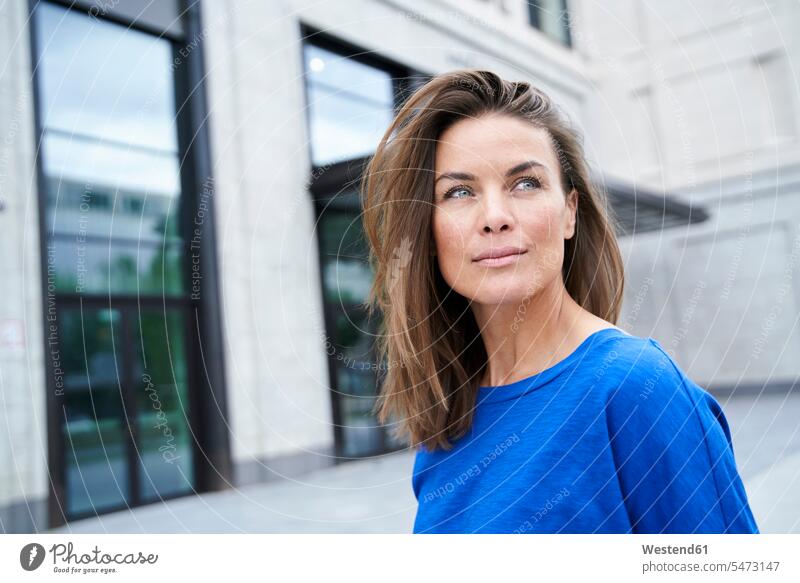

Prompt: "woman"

[360,69,758,534]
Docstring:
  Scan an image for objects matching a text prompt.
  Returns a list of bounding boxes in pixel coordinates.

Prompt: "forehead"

[434,114,557,173]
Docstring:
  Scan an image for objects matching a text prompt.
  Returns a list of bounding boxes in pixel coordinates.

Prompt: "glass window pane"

[50,237,184,295]
[35,1,187,297]
[59,308,130,516]
[320,212,373,304]
[304,44,396,166]
[42,131,181,207]
[330,308,383,457]
[304,44,394,104]
[133,309,194,502]
[35,2,200,516]
[529,0,571,45]
[35,2,178,152]
[44,174,182,243]
[307,86,394,165]
[331,308,377,365]
[340,393,383,457]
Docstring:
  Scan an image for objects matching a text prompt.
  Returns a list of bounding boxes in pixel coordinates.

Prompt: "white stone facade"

[1,0,796,530]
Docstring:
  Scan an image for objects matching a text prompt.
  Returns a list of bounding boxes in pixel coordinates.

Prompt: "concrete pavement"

[50,392,800,533]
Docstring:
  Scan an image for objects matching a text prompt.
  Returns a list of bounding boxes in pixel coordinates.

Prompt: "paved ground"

[50,449,418,534]
[50,392,800,534]
[717,391,800,533]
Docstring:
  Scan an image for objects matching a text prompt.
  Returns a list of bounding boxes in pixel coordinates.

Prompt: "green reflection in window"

[320,212,373,304]
[133,309,194,502]
[59,308,130,516]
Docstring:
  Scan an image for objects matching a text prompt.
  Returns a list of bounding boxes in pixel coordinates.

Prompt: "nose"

[481,188,514,234]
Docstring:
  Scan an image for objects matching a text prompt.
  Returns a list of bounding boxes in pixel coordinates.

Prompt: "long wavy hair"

[360,69,624,452]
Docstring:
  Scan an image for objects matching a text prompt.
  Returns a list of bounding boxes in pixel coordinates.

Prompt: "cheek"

[433,211,467,259]
[521,199,563,242]
[432,211,470,284]
[521,202,566,275]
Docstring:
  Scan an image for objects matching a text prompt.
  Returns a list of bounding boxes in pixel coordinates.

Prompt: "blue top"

[411,327,759,534]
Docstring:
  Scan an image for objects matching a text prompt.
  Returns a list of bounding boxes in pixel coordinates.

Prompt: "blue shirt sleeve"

[605,339,759,533]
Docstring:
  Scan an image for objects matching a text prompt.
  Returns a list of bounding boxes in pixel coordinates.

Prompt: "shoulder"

[586,332,670,389]
[597,334,721,437]
[595,332,683,390]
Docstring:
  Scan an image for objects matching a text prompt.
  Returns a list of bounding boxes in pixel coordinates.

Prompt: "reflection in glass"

[35,1,198,518]
[60,308,129,516]
[36,2,185,297]
[51,236,184,295]
[320,212,373,304]
[332,309,375,368]
[304,44,395,165]
[340,394,383,457]
[35,3,178,153]
[304,40,405,456]
[331,308,385,456]
[42,132,181,202]
[529,0,571,46]
[132,310,194,502]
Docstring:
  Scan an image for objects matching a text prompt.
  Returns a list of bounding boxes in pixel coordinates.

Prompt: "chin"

[457,277,540,306]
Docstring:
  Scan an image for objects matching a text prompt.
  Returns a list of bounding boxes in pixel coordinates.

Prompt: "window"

[302,28,429,458]
[31,1,226,523]
[304,43,398,166]
[528,0,572,47]
[36,4,184,296]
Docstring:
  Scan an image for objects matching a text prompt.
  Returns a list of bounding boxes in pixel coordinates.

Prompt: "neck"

[471,278,588,388]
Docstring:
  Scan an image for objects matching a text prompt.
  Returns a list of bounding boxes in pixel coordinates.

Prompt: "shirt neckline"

[476,327,628,404]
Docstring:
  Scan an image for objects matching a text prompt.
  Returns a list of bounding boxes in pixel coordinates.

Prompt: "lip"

[473,246,527,266]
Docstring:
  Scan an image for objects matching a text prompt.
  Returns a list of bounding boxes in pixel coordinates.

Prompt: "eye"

[442,185,473,200]
[514,176,542,191]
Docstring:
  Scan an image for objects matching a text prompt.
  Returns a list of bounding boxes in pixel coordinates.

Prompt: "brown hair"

[360,69,624,452]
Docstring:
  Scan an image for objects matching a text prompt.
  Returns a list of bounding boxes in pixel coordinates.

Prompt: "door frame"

[52,297,200,521]
[28,0,232,527]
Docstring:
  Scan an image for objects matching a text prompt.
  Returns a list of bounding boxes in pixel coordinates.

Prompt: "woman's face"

[432,113,577,306]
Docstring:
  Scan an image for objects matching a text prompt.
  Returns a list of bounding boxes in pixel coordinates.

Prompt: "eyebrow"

[434,159,548,185]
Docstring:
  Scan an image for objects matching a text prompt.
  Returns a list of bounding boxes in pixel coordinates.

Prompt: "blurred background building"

[0,0,797,533]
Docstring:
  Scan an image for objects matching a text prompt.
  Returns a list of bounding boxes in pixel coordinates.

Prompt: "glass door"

[57,303,195,518]
[32,1,203,520]
[59,307,129,516]
[131,308,193,504]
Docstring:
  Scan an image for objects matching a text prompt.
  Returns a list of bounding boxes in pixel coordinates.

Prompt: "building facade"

[1,0,794,533]
[573,0,800,389]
